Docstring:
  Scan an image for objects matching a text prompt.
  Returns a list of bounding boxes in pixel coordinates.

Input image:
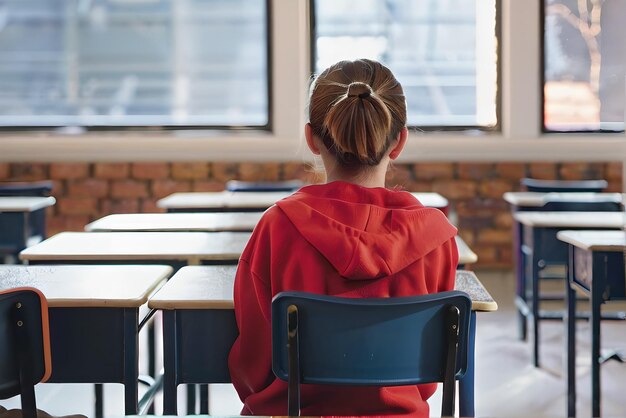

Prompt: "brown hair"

[308,59,407,166]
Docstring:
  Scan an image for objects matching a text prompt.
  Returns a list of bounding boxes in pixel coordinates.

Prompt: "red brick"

[131,163,170,180]
[471,244,498,267]
[211,162,239,182]
[50,180,65,197]
[0,163,10,179]
[458,229,475,246]
[402,181,433,193]
[57,197,98,216]
[192,180,225,192]
[10,163,49,181]
[107,199,140,214]
[67,179,109,198]
[48,215,91,235]
[432,180,477,200]
[528,162,557,180]
[111,180,149,199]
[50,163,89,180]
[458,215,494,230]
[478,179,515,199]
[605,179,623,193]
[238,163,281,182]
[494,212,514,229]
[457,163,494,180]
[476,228,512,245]
[140,198,163,213]
[171,163,209,180]
[94,163,130,179]
[413,163,455,180]
[282,162,310,182]
[151,179,192,199]
[559,162,604,180]
[605,162,623,180]
[495,162,526,180]
[498,245,514,267]
[386,164,412,187]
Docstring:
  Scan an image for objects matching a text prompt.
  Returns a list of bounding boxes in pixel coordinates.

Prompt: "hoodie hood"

[275,181,457,280]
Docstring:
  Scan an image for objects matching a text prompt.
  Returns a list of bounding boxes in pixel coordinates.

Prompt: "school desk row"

[0,265,497,417]
[0,191,449,260]
[503,191,626,418]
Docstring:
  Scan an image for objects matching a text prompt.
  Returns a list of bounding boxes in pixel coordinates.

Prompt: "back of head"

[308,59,407,166]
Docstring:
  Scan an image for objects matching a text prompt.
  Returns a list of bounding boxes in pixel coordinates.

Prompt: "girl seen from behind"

[228,59,459,417]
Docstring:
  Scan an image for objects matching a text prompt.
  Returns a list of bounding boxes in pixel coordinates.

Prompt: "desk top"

[0,196,56,212]
[513,211,625,228]
[456,236,478,265]
[157,190,448,210]
[503,192,623,208]
[19,231,251,263]
[85,212,264,232]
[0,265,172,307]
[148,266,497,312]
[556,230,626,252]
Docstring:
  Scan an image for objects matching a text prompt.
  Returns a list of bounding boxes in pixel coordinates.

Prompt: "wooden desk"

[557,230,626,418]
[504,192,623,341]
[19,231,251,266]
[0,196,56,257]
[511,212,624,367]
[0,264,173,415]
[157,191,449,213]
[149,266,496,416]
[503,192,623,208]
[85,212,264,233]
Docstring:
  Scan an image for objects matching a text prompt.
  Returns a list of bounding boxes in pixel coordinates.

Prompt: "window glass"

[0,0,269,128]
[544,0,625,132]
[312,0,498,128]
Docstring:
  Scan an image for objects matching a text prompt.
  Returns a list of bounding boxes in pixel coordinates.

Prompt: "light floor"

[1,269,625,417]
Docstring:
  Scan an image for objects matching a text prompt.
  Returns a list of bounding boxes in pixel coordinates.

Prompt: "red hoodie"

[228,181,459,417]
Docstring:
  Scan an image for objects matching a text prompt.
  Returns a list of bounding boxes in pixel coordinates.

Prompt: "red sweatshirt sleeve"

[228,256,274,403]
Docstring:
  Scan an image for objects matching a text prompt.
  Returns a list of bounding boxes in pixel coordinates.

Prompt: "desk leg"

[459,311,476,417]
[514,219,527,341]
[200,385,209,414]
[163,310,178,415]
[531,249,540,368]
[95,385,103,418]
[566,245,576,418]
[590,254,603,418]
[123,308,139,415]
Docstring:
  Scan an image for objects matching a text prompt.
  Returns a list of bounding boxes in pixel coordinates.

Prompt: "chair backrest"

[520,178,607,193]
[0,288,51,418]
[225,179,303,192]
[0,181,53,197]
[272,290,472,417]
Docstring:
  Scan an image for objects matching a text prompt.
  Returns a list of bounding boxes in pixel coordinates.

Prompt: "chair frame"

[0,287,51,418]
[272,290,471,417]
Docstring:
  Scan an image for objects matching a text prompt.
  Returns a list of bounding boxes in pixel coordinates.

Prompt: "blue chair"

[0,288,51,418]
[225,179,303,192]
[272,290,472,417]
[521,178,608,193]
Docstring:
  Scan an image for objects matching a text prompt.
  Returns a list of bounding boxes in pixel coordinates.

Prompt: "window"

[543,0,625,132]
[0,0,269,129]
[311,0,498,129]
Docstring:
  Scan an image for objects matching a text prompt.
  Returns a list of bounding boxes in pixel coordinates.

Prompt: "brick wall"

[1,161,622,268]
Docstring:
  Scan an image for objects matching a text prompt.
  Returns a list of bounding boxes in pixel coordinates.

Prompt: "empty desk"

[0,264,172,415]
[503,192,624,210]
[85,212,263,233]
[149,266,497,416]
[0,196,56,259]
[157,191,449,213]
[512,211,625,367]
[557,230,626,418]
[19,231,252,267]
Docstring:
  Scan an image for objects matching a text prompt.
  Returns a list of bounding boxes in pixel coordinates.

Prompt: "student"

[228,59,458,417]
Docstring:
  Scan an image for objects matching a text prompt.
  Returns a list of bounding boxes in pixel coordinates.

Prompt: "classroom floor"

[1,269,625,418]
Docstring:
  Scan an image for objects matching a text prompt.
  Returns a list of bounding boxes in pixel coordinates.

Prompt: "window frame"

[0,0,625,168]
[0,0,274,132]
[308,0,502,132]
